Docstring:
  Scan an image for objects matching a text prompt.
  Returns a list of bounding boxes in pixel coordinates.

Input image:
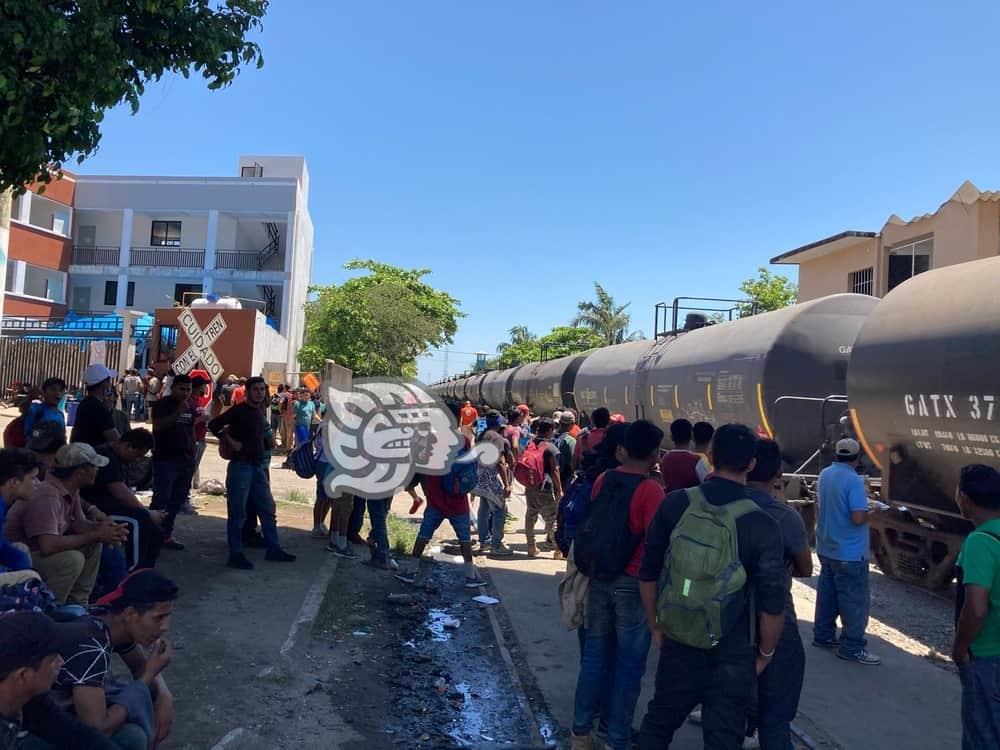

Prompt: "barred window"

[849,267,874,296]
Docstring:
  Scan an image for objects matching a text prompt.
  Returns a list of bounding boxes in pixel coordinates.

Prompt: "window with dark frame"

[887,237,933,292]
[849,267,874,296]
[103,280,135,306]
[150,221,182,247]
[158,325,179,360]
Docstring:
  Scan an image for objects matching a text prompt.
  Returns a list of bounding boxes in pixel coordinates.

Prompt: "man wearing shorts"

[406,473,485,588]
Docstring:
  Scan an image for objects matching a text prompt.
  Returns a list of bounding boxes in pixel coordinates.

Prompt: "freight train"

[429,255,1000,589]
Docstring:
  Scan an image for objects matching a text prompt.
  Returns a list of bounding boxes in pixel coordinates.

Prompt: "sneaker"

[464,576,487,588]
[837,648,881,665]
[347,533,368,546]
[311,524,329,539]
[327,544,358,559]
[526,544,540,558]
[162,536,185,551]
[408,497,424,514]
[243,533,267,549]
[178,502,198,515]
[812,638,841,649]
[264,548,297,563]
[475,543,491,556]
[227,554,254,570]
[490,543,515,557]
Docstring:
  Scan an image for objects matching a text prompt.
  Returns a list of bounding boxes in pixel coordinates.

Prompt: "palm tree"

[496,325,536,354]
[572,283,638,346]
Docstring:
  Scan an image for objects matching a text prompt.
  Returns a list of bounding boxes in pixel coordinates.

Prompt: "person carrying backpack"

[515,418,563,558]
[472,411,514,556]
[635,424,786,750]
[573,407,611,473]
[553,413,578,483]
[570,420,666,750]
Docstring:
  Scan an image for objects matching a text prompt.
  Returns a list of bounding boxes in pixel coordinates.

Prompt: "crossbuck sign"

[172,309,227,379]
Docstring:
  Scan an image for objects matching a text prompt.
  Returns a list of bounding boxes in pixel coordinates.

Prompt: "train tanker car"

[848,255,1000,588]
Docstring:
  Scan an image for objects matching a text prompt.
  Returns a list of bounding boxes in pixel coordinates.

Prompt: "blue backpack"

[291,436,320,479]
[555,474,595,555]
[444,447,478,495]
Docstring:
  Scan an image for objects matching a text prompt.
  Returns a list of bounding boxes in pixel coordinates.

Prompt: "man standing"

[472,411,514,556]
[746,439,812,750]
[574,408,611,472]
[636,424,787,750]
[292,388,315,450]
[953,464,1000,748]
[70,365,120,447]
[208,376,296,569]
[571,420,665,750]
[658,418,710,493]
[5,444,127,604]
[150,374,197,551]
[692,422,715,481]
[553,413,578,485]
[459,400,479,440]
[143,369,160,423]
[812,437,880,665]
[188,375,211,502]
[120,370,143,422]
[523,418,563,558]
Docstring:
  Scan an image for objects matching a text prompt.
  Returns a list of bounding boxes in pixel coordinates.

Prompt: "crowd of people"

[1,366,1000,749]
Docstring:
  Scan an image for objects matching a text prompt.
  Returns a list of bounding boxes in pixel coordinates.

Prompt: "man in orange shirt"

[231,378,247,405]
[459,400,478,439]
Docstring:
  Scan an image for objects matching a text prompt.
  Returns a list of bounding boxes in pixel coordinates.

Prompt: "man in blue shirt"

[0,448,40,576]
[813,438,880,665]
[22,377,67,439]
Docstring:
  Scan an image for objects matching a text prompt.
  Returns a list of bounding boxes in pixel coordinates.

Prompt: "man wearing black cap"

[0,611,117,749]
[51,569,177,749]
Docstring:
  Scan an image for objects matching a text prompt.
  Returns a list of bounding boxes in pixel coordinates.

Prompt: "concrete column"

[115,309,145,374]
[202,274,213,295]
[119,208,133,268]
[204,209,218,271]
[12,261,26,294]
[285,210,295,273]
[16,191,31,223]
[114,272,128,309]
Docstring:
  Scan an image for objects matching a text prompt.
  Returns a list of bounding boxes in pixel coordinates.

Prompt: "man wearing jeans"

[813,438,880,665]
[208,377,296,570]
[571,420,665,750]
[953,464,1000,748]
[150,374,196,551]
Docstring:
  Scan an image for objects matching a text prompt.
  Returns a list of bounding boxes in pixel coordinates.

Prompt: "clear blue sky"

[77,1,1000,382]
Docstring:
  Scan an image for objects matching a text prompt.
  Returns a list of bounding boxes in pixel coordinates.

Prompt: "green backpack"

[656,487,759,649]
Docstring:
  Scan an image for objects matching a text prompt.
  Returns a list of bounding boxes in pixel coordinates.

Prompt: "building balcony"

[214,249,284,271]
[71,245,121,266]
[129,246,206,268]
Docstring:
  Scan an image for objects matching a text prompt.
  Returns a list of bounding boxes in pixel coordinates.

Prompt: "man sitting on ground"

[5,444,127,604]
[0,611,118,749]
[81,430,164,570]
[0,449,39,585]
[52,569,177,749]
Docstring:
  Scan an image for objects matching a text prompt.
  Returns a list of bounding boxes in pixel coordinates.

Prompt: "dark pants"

[367,498,391,562]
[105,505,163,569]
[755,618,805,750]
[814,556,870,657]
[638,639,755,750]
[573,576,651,750]
[960,656,1000,749]
[577,626,614,732]
[150,459,195,537]
[348,496,367,537]
[226,460,280,556]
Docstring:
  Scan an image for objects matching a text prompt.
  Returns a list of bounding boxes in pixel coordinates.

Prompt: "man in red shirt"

[458,400,479,439]
[573,407,612,472]
[571,420,665,750]
[405,465,485,589]
[658,418,710,493]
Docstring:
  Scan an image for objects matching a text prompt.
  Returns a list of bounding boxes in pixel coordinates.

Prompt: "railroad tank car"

[848,255,1000,586]
[479,368,513,409]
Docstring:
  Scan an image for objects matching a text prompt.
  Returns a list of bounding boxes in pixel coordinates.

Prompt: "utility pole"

[442,348,448,380]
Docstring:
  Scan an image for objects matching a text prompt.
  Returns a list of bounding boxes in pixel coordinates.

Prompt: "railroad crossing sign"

[172,309,227,379]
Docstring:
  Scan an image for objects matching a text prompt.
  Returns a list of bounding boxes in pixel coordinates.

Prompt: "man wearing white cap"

[5,444,128,604]
[70,364,121,448]
[812,437,880,665]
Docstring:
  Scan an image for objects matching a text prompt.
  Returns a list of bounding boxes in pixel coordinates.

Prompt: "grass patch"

[387,512,418,556]
[282,489,312,506]
[313,573,360,637]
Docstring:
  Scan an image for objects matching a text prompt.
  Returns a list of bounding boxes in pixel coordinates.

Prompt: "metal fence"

[71,246,121,265]
[0,339,121,394]
[129,247,206,268]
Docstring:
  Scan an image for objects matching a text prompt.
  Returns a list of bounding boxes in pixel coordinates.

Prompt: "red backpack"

[514,440,547,489]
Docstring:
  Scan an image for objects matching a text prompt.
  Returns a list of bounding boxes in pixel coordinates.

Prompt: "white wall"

[70,274,203,314]
[74,178,297,214]
[251,311,289,376]
[131,214,209,249]
[74,210,123,247]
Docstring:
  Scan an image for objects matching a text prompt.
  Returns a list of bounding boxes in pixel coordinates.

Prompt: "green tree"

[300,260,463,377]
[496,325,536,355]
[489,325,602,368]
[0,0,268,315]
[738,267,798,314]
[572,282,642,346]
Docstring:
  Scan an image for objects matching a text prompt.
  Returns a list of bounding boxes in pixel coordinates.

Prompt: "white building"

[69,155,314,369]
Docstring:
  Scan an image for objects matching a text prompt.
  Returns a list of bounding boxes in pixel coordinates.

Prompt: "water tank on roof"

[190,296,242,309]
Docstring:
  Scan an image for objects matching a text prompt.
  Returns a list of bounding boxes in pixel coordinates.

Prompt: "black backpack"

[573,470,646,581]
